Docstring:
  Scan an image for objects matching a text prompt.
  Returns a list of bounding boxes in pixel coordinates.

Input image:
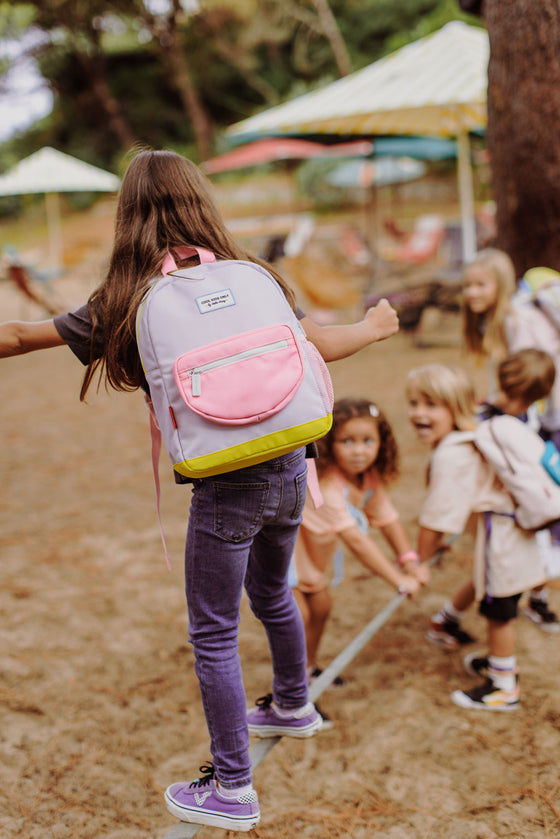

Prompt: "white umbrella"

[0,146,121,267]
[227,21,489,262]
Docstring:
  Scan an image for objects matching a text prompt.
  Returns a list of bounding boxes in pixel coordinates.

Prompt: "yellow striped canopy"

[227,21,488,142]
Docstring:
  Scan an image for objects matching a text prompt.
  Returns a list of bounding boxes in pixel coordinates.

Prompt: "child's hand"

[409,563,430,585]
[396,574,420,598]
[364,299,399,342]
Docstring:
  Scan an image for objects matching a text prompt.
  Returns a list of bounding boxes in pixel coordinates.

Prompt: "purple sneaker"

[247,693,322,738]
[165,764,260,832]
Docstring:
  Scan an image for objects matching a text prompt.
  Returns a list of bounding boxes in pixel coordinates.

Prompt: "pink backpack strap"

[144,394,173,570]
[306,458,324,509]
[162,246,216,276]
[147,246,215,567]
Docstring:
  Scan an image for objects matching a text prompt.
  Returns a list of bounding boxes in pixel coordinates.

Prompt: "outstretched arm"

[0,319,65,358]
[340,524,420,597]
[300,298,399,362]
[380,519,430,585]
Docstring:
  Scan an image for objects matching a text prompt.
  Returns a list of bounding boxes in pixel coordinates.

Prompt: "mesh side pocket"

[305,340,334,413]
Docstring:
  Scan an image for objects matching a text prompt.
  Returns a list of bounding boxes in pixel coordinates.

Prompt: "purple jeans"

[184,448,309,789]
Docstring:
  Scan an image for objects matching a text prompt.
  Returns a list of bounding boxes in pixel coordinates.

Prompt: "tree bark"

[77,53,136,152]
[485,0,560,274]
[309,0,351,76]
[142,0,214,161]
[164,29,214,160]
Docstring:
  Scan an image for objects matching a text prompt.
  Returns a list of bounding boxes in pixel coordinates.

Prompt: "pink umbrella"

[201,137,373,174]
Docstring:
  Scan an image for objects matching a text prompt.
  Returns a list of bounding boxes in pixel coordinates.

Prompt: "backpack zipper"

[188,339,289,396]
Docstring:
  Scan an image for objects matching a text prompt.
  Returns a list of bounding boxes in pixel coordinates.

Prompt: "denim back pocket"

[213,480,270,542]
[289,470,308,521]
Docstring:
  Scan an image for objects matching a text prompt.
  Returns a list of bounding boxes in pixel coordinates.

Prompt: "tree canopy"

[0,0,481,169]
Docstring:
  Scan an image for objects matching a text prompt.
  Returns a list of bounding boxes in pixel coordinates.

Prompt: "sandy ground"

[1,197,560,839]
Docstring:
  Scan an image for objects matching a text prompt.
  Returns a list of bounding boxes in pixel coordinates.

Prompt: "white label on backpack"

[196,288,235,314]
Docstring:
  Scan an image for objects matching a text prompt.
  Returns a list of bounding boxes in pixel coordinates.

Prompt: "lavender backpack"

[136,250,333,484]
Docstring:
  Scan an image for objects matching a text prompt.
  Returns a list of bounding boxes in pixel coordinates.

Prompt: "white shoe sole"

[523,607,560,633]
[247,717,323,738]
[450,689,519,712]
[425,629,459,650]
[164,790,260,831]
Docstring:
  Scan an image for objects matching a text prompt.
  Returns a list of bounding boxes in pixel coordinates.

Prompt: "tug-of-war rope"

[162,544,451,839]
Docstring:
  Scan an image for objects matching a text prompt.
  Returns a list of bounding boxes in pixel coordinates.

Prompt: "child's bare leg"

[427,580,477,649]
[452,580,476,612]
[294,587,332,670]
[487,617,515,658]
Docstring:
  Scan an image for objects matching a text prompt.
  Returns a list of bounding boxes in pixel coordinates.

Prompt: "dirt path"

[1,202,560,839]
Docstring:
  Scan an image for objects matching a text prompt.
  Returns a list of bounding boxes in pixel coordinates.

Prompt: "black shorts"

[478,592,522,622]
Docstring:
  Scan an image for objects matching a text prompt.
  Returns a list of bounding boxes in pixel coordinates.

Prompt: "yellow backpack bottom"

[173,415,332,478]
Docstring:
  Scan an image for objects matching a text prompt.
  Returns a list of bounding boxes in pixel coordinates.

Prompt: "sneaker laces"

[254,692,313,719]
[189,763,215,789]
[254,693,273,710]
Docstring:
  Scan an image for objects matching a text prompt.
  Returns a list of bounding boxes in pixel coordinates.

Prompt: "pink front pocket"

[173,325,304,425]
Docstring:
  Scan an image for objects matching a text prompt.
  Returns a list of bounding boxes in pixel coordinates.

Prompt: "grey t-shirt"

[54,303,103,365]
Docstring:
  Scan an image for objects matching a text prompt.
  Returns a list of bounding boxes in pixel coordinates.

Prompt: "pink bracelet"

[398,550,419,568]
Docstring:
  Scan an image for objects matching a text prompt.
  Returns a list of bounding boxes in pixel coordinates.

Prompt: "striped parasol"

[227,22,489,261]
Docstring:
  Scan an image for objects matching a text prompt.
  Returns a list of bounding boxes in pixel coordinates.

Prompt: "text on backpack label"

[196,288,236,314]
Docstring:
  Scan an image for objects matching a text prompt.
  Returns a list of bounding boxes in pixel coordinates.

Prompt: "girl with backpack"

[462,247,560,629]
[407,363,547,711]
[0,149,400,832]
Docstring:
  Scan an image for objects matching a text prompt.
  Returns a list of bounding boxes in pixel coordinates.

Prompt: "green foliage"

[296,158,357,211]
[0,0,480,176]
[0,195,22,218]
[335,0,443,68]
[383,0,485,52]
[0,1,35,36]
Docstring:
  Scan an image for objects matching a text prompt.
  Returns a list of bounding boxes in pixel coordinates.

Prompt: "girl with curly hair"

[291,397,426,691]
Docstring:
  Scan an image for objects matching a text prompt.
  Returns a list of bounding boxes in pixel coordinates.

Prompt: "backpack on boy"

[472,414,560,530]
[136,248,334,480]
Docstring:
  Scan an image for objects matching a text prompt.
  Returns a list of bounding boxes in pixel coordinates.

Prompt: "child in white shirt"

[407,363,546,711]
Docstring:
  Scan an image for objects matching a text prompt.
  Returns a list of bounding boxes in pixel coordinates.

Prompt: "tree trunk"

[485,0,560,274]
[141,0,214,161]
[68,25,136,152]
[309,0,351,76]
[86,61,137,152]
[164,29,214,160]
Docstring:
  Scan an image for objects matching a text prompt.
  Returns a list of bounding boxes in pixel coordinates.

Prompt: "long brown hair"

[317,397,400,483]
[462,248,517,360]
[80,149,296,400]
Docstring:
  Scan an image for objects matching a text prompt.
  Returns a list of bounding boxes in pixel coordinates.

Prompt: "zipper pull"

[190,370,201,397]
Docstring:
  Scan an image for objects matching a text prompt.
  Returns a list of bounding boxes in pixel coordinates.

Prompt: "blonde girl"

[407,364,546,711]
[462,247,517,361]
[292,397,424,686]
[462,248,560,626]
